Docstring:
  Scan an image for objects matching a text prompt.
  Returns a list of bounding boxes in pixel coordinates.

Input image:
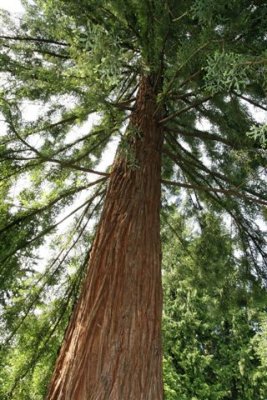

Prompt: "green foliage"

[162,212,267,399]
[253,316,267,369]
[247,124,267,148]
[205,51,267,94]
[205,51,250,93]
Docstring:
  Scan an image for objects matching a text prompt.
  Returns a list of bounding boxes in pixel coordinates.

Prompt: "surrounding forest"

[0,0,266,399]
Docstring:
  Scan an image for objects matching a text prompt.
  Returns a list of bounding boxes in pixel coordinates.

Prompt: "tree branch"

[0,189,106,264]
[164,125,233,147]
[164,135,267,204]
[160,95,212,124]
[161,179,267,206]
[233,91,267,112]
[0,178,107,235]
[3,193,104,346]
[0,35,68,46]
[7,119,110,177]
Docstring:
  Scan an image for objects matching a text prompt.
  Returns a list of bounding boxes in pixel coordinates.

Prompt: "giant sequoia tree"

[0,1,266,399]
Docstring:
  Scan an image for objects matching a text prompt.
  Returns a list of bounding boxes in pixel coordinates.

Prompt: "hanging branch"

[0,35,69,46]
[216,194,267,277]
[233,92,267,112]
[0,188,106,264]
[180,96,266,153]
[4,273,81,399]
[161,210,194,261]
[9,122,110,176]
[1,42,70,59]
[2,192,105,347]
[1,131,111,161]
[161,179,267,206]
[0,178,106,235]
[165,132,267,204]
[162,141,267,206]
[160,95,212,124]
[163,149,267,276]
[3,104,111,177]
[29,115,78,134]
[164,125,236,148]
[190,182,267,279]
[177,70,202,89]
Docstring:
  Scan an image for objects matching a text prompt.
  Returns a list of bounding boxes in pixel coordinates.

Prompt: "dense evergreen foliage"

[0,0,266,398]
[162,211,267,399]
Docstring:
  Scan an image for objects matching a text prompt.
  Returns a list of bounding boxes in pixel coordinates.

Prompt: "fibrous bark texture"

[47,76,164,400]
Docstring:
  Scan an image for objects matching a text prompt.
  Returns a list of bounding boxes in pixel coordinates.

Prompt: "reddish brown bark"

[47,76,164,400]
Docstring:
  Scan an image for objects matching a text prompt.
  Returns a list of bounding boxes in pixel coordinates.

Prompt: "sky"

[0,0,24,13]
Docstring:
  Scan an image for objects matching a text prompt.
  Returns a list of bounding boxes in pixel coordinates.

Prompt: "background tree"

[162,210,267,399]
[0,0,266,399]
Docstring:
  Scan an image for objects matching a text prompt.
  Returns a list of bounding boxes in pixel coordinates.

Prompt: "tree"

[162,211,267,399]
[0,0,266,399]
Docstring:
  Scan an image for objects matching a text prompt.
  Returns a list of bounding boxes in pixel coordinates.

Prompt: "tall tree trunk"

[47,76,164,400]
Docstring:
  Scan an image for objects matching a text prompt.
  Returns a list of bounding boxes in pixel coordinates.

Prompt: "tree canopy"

[0,0,266,398]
